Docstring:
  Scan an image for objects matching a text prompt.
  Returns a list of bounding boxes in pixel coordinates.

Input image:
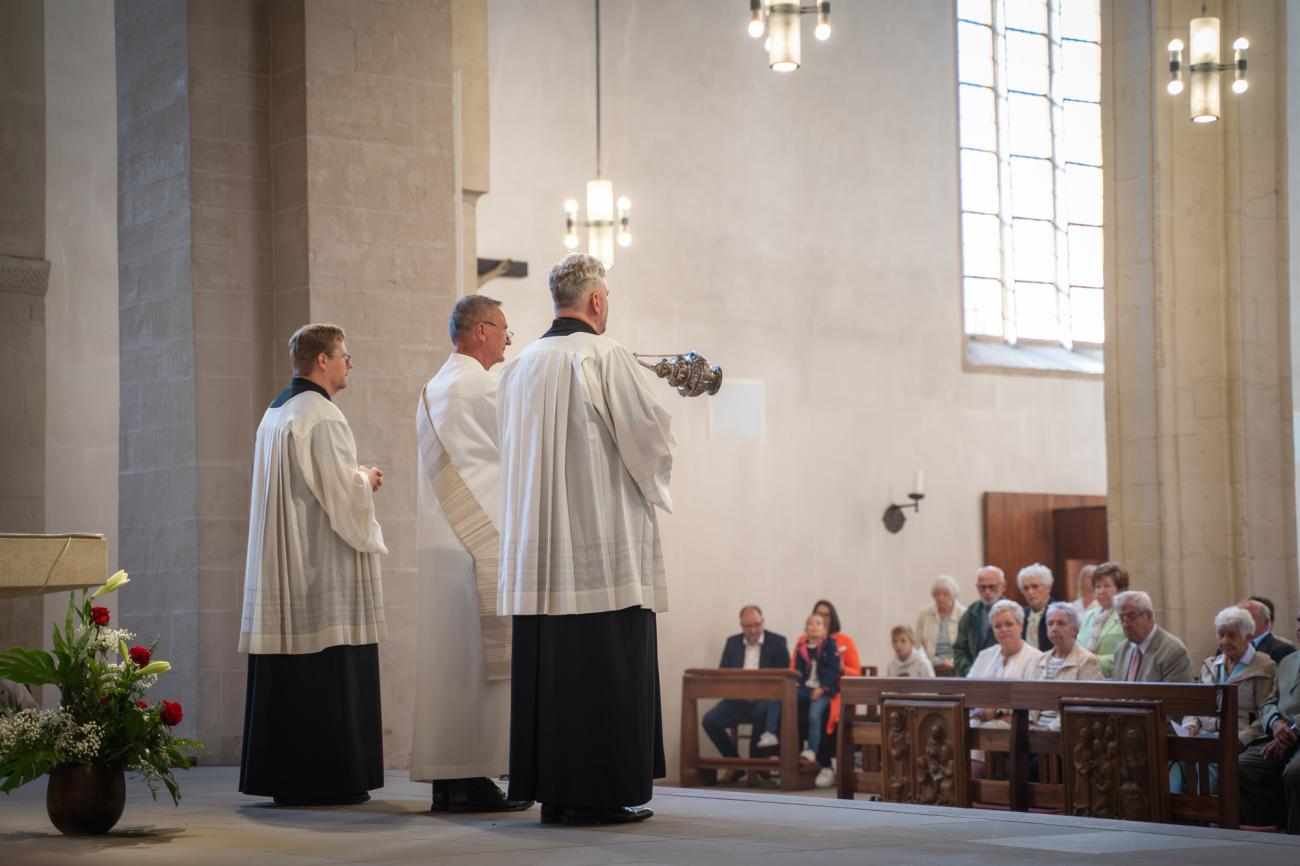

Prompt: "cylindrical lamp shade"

[1188,16,1220,65]
[586,178,614,224]
[767,3,800,71]
[1190,68,1219,122]
[589,223,615,269]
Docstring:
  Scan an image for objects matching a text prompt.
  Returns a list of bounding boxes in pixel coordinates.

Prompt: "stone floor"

[2,767,1298,866]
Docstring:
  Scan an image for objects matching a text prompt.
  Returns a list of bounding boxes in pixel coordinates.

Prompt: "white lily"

[92,570,131,599]
[136,661,171,676]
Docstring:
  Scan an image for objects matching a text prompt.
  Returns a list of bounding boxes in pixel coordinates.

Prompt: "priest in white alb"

[410,295,531,813]
[497,252,675,825]
[238,323,388,806]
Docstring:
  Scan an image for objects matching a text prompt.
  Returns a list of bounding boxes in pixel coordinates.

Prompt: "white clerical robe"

[497,330,675,615]
[411,353,509,781]
[239,388,388,655]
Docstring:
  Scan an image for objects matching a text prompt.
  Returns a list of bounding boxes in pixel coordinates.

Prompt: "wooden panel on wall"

[983,493,1107,604]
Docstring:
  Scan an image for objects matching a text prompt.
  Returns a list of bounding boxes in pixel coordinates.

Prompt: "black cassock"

[508,606,665,807]
[239,643,383,799]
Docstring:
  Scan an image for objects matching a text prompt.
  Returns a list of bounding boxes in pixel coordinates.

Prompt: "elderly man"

[701,605,790,775]
[239,324,387,806]
[1240,597,1297,665]
[1031,602,1102,730]
[1238,605,1300,833]
[954,566,1006,676]
[497,253,675,825]
[410,295,530,813]
[1017,563,1053,651]
[1109,590,1194,683]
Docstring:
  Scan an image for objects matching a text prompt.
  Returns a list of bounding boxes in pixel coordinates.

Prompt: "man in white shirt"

[410,295,531,813]
[497,253,676,825]
[239,323,387,806]
[701,605,791,773]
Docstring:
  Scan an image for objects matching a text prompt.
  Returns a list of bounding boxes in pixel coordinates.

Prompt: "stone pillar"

[0,0,50,648]
[116,0,472,764]
[1104,0,1297,660]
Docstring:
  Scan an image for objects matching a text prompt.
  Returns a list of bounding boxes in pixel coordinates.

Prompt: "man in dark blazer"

[1238,604,1300,833]
[954,566,1006,676]
[1242,597,1298,665]
[702,605,790,764]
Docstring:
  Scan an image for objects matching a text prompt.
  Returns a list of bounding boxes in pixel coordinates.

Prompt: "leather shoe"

[541,804,653,825]
[431,778,533,813]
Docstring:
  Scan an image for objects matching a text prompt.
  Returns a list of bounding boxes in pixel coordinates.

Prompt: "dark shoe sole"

[542,806,654,825]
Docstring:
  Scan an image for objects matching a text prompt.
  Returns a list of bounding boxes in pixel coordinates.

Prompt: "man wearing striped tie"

[1109,590,1194,683]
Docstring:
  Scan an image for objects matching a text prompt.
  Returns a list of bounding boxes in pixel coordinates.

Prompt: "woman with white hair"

[968,600,1043,687]
[1016,563,1054,651]
[1030,602,1102,730]
[1182,606,1277,745]
[915,575,966,676]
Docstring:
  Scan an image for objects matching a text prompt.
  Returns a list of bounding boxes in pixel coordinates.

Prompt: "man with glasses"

[954,566,1006,676]
[239,323,388,806]
[1109,590,1194,682]
[701,605,790,781]
[409,295,531,813]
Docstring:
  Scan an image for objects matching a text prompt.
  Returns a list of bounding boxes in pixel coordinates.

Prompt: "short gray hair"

[931,575,960,600]
[1214,606,1255,639]
[977,565,1005,583]
[1046,601,1080,630]
[989,598,1025,625]
[448,294,503,343]
[1115,590,1153,616]
[548,252,606,309]
[1017,562,1054,590]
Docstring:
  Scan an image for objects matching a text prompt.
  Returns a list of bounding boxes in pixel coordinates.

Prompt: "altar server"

[238,323,387,806]
[410,295,531,813]
[498,252,675,825]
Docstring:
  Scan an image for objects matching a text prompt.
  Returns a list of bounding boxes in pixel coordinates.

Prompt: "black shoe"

[273,792,370,806]
[542,804,653,825]
[431,778,533,813]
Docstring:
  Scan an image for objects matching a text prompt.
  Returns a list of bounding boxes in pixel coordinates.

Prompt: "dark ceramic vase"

[45,763,126,835]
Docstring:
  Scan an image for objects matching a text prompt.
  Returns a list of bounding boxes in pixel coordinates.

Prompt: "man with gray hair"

[497,253,676,824]
[1240,597,1297,664]
[954,566,1006,676]
[1109,590,1194,683]
[410,295,531,813]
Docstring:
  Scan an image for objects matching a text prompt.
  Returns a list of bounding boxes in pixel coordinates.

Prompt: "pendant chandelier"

[1166,1,1248,123]
[562,0,630,268]
[747,0,831,72]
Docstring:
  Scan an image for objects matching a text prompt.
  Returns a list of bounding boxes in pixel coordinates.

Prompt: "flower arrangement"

[0,571,202,804]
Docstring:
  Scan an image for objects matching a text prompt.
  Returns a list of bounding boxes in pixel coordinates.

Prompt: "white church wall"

[42,1,120,648]
[478,0,1108,781]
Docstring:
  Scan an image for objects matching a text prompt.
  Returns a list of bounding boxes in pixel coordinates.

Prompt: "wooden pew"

[836,677,1239,828]
[680,668,818,791]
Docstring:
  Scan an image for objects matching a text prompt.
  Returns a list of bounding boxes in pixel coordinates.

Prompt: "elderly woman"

[1077,561,1127,677]
[1031,602,1102,730]
[968,600,1044,716]
[1017,563,1054,651]
[916,575,966,676]
[1183,606,1277,745]
[1071,564,1098,617]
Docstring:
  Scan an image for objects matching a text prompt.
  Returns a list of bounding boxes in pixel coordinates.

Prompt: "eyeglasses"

[328,353,352,363]
[1117,611,1148,624]
[480,322,514,339]
[976,583,1001,592]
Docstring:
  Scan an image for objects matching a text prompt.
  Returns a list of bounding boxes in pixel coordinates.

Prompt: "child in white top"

[886,625,935,677]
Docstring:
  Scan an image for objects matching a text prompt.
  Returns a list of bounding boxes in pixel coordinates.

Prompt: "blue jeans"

[702,699,781,758]
[798,686,831,761]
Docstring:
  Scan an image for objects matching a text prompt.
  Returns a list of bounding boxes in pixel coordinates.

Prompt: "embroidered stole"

[420,387,511,680]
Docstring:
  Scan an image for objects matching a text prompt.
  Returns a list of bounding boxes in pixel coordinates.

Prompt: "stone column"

[116,0,475,764]
[0,0,50,649]
[1103,0,1296,660]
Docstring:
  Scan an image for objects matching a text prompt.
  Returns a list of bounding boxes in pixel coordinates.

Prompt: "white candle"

[912,470,924,496]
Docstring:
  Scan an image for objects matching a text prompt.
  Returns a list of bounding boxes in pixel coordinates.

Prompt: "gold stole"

[420,388,511,681]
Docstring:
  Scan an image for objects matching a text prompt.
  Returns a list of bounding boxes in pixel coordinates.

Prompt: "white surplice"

[497,330,675,616]
[239,388,388,655]
[411,353,509,781]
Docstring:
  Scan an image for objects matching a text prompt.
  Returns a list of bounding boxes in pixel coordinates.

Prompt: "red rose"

[98,695,108,705]
[128,646,151,667]
[160,699,183,726]
[137,701,147,709]
[90,606,110,626]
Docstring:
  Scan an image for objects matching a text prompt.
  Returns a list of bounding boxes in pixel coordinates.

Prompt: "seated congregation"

[687,562,1300,834]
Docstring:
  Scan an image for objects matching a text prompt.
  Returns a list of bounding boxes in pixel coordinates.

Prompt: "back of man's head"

[548,252,605,310]
[447,294,503,346]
